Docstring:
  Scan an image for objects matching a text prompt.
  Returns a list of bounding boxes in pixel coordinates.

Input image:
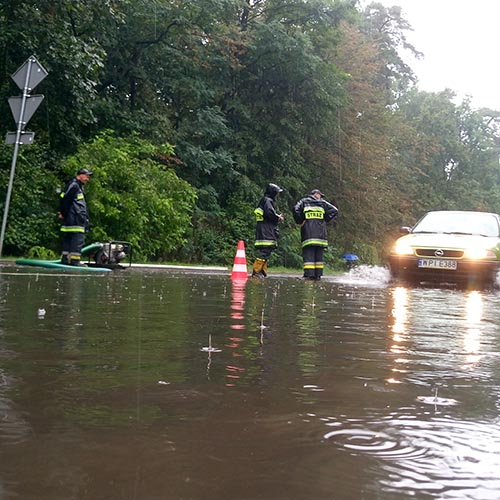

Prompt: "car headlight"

[464,248,496,260]
[393,241,414,256]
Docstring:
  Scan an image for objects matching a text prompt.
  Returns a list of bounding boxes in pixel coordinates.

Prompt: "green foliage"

[60,132,197,260]
[351,242,380,266]
[0,1,119,152]
[27,246,57,260]
[275,227,303,269]
[0,144,60,256]
[390,90,500,225]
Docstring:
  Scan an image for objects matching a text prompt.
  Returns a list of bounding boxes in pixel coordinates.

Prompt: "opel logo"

[434,249,444,257]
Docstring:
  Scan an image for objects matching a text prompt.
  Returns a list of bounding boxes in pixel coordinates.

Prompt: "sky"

[364,0,500,110]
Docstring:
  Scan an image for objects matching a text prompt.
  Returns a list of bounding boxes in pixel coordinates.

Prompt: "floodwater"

[1,264,500,500]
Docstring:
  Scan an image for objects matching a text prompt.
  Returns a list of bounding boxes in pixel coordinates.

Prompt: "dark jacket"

[293,193,338,247]
[59,177,89,233]
[254,184,282,248]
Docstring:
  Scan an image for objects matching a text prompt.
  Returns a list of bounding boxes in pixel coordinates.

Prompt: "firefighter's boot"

[251,258,266,278]
[69,254,83,266]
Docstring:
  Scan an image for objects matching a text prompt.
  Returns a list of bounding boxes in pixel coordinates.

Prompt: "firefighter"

[293,189,338,280]
[252,183,284,278]
[58,168,92,265]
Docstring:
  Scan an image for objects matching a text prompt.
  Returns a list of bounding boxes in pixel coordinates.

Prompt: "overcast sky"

[363,0,500,110]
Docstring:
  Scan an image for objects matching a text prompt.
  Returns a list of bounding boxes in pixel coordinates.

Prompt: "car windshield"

[413,212,500,237]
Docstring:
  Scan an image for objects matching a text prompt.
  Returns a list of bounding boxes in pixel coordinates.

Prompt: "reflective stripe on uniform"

[61,226,85,233]
[255,239,277,247]
[302,238,327,247]
[303,262,324,268]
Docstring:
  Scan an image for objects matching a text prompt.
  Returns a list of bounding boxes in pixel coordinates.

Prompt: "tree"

[394,91,500,216]
[0,1,120,152]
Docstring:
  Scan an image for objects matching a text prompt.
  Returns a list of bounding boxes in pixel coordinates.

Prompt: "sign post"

[0,56,48,257]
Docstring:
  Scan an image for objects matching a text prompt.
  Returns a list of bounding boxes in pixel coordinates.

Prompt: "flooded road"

[1,264,500,499]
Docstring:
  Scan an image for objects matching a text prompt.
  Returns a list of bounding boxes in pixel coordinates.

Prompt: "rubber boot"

[251,258,266,278]
[69,255,83,266]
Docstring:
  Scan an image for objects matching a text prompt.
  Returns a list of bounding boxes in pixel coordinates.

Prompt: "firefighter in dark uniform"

[252,183,284,278]
[58,168,92,265]
[293,189,338,280]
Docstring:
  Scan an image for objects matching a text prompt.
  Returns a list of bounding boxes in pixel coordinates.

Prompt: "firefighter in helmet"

[252,183,284,278]
[293,188,338,280]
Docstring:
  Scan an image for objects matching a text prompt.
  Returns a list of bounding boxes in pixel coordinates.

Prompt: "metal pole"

[0,57,33,257]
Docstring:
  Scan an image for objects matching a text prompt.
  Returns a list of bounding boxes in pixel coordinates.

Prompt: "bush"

[60,131,197,260]
[27,246,57,260]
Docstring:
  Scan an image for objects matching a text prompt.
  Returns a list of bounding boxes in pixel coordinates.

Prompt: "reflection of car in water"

[388,211,500,287]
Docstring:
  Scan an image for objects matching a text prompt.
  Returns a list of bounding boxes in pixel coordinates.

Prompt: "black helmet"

[265,183,283,198]
[310,188,324,197]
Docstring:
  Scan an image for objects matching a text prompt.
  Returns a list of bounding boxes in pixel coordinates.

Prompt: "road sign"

[8,95,44,126]
[11,56,48,91]
[1,55,48,257]
[5,132,35,145]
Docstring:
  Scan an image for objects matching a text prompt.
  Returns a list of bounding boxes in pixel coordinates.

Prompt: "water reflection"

[225,280,247,386]
[2,268,500,499]
[388,286,410,383]
[229,279,246,329]
[296,282,321,373]
[463,291,482,365]
[389,286,489,384]
[369,284,500,497]
[391,286,408,337]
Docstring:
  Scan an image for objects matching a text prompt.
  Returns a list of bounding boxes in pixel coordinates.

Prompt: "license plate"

[418,258,457,270]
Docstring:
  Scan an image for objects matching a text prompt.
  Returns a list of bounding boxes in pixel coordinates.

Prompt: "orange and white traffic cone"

[231,240,248,281]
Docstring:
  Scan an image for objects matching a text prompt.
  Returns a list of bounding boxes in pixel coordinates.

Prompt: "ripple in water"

[323,426,428,459]
[321,416,500,498]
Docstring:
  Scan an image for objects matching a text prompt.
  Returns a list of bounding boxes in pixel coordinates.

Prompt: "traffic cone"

[231,240,248,281]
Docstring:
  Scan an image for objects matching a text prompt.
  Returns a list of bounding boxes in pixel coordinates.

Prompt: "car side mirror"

[399,226,412,235]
